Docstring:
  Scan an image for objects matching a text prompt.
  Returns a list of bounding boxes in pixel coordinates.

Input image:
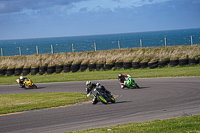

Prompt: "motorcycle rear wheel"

[111,97,115,103]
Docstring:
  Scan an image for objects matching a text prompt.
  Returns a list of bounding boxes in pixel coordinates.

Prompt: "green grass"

[0,92,91,114]
[0,65,200,85]
[68,115,200,133]
[1,65,200,132]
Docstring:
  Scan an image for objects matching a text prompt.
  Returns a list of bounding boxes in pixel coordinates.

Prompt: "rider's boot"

[92,97,98,104]
[121,85,124,89]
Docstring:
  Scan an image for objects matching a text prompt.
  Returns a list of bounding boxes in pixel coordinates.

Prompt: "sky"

[0,0,200,40]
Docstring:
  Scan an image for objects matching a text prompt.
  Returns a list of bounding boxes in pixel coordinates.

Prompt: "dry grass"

[0,45,200,69]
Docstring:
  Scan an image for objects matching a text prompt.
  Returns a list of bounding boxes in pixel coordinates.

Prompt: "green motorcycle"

[124,77,140,89]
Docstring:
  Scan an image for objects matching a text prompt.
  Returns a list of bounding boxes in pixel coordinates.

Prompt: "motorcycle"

[90,87,115,104]
[123,77,140,89]
[16,77,37,89]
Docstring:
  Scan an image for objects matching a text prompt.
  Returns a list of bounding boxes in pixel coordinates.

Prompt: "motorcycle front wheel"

[33,84,37,89]
[97,94,108,104]
[24,83,29,89]
[135,83,140,89]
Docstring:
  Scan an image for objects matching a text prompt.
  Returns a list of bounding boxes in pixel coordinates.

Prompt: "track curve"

[0,77,200,133]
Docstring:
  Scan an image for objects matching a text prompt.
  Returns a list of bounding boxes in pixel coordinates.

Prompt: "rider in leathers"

[19,76,27,88]
[86,81,111,104]
[118,73,131,89]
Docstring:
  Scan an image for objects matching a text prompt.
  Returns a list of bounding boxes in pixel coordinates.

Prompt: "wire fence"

[0,35,199,57]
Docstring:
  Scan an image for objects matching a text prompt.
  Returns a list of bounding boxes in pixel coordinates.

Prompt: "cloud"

[68,0,171,13]
[0,0,170,15]
[0,0,81,14]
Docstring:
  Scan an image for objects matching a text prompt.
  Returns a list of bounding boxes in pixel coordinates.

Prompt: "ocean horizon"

[0,28,200,56]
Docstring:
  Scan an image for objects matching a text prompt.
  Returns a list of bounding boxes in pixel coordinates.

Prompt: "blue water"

[0,28,200,56]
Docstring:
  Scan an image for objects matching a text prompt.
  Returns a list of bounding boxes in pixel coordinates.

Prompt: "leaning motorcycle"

[90,87,115,104]
[16,77,37,89]
[123,77,140,89]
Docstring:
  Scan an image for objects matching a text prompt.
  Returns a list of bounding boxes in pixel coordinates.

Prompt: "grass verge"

[1,65,200,132]
[0,92,91,114]
[67,115,200,133]
[0,65,200,85]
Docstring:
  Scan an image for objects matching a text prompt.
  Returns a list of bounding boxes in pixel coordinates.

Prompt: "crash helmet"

[20,76,24,80]
[86,81,92,87]
[118,73,122,80]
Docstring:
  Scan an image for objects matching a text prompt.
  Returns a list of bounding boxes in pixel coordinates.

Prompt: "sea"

[0,28,200,56]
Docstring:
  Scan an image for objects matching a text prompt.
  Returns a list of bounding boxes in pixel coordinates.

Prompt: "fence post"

[118,41,120,49]
[140,39,142,48]
[72,44,74,53]
[94,42,96,51]
[19,47,21,56]
[165,38,167,47]
[51,45,54,54]
[36,46,39,55]
[1,48,3,56]
[191,36,193,46]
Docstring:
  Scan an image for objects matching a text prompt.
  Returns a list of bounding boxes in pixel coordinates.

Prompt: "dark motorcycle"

[91,87,115,104]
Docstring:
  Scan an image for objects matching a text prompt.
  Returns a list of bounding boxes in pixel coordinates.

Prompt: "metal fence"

[0,35,199,57]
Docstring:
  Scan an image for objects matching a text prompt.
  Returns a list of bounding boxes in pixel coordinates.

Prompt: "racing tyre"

[136,84,140,89]
[97,94,108,104]
[71,64,80,72]
[115,62,123,69]
[24,83,29,89]
[55,65,63,74]
[88,64,96,71]
[33,84,37,89]
[158,60,169,68]
[47,66,56,74]
[23,68,30,76]
[6,68,15,76]
[169,60,179,67]
[179,59,188,66]
[140,62,148,68]
[110,97,115,103]
[149,61,158,69]
[132,62,140,69]
[80,64,88,72]
[15,68,22,76]
[31,67,39,75]
[96,64,104,71]
[39,66,47,75]
[123,62,132,69]
[0,69,6,76]
[104,64,113,71]
[188,58,199,66]
[63,64,71,73]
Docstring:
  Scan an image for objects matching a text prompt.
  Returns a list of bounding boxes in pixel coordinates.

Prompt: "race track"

[0,77,200,133]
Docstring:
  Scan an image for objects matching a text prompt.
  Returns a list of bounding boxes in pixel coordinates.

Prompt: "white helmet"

[20,76,24,80]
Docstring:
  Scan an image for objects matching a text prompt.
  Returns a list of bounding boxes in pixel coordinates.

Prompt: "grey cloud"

[0,0,84,14]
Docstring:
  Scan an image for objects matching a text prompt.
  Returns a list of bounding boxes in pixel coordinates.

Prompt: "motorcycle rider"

[118,73,131,89]
[18,76,28,88]
[19,76,25,87]
[86,81,111,104]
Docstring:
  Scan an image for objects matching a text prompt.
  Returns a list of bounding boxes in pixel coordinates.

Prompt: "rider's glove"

[87,93,91,97]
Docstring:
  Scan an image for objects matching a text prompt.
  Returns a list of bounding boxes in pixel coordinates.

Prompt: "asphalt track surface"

[0,77,200,133]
